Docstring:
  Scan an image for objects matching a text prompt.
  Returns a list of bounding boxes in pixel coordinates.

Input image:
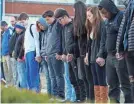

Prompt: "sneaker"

[1,78,6,85]
[49,98,55,102]
[73,100,81,103]
[56,98,66,103]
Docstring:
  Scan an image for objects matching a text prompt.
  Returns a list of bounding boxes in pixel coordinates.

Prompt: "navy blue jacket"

[46,20,62,56]
[1,28,12,56]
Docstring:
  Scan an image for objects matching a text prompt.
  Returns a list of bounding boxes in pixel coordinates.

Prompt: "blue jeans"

[25,51,40,93]
[64,62,76,102]
[17,61,28,89]
[47,54,65,99]
[41,59,51,95]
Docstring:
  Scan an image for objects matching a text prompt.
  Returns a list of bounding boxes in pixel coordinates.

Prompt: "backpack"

[29,24,42,50]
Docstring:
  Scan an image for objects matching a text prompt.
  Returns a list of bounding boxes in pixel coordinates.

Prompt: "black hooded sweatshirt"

[99,0,123,54]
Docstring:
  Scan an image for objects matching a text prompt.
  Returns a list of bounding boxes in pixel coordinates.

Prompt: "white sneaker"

[1,78,6,85]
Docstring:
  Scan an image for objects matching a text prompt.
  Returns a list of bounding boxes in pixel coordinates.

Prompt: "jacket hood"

[99,0,119,14]
[37,17,48,29]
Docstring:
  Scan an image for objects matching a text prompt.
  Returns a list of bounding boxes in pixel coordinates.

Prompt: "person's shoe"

[49,97,55,102]
[56,98,66,103]
[72,100,81,103]
[1,78,6,85]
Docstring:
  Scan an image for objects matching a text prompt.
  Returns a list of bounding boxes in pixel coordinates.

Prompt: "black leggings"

[77,57,94,101]
[91,63,107,86]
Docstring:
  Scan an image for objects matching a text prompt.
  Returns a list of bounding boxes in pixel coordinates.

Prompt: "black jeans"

[77,57,94,102]
[125,51,134,102]
[106,54,133,103]
[1,62,5,79]
[69,58,93,102]
[69,59,80,101]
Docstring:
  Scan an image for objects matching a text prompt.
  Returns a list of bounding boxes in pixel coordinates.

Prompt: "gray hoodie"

[37,17,48,58]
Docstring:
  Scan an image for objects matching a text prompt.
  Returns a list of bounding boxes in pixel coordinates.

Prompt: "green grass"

[1,85,57,103]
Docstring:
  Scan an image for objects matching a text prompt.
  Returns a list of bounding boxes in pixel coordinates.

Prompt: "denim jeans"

[125,51,134,102]
[106,54,133,103]
[25,51,40,93]
[11,58,18,86]
[17,61,28,89]
[64,62,76,102]
[47,54,65,99]
[41,59,51,95]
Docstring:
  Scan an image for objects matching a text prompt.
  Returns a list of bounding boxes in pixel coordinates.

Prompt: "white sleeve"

[32,25,40,57]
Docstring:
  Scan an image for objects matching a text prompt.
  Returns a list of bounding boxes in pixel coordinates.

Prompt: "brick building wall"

[5,1,74,16]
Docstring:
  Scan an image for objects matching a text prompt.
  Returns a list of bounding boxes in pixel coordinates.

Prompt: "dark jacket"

[62,21,75,55]
[46,20,62,56]
[9,32,20,57]
[99,0,123,54]
[40,30,48,58]
[116,0,134,52]
[87,21,107,63]
[14,33,24,59]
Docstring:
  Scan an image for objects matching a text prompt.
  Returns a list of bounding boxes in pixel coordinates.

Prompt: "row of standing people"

[1,0,134,103]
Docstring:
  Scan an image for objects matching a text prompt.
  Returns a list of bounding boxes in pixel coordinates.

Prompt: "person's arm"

[66,25,75,54]
[62,28,66,55]
[9,34,16,57]
[32,25,40,57]
[97,22,107,59]
[56,22,62,55]
[116,13,125,53]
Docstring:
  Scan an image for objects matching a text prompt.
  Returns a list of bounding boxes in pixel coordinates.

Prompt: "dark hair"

[1,21,8,27]
[73,1,87,37]
[98,6,103,10]
[54,8,69,18]
[42,10,54,18]
[86,7,103,39]
[36,21,42,32]
[18,12,29,20]
[12,16,18,20]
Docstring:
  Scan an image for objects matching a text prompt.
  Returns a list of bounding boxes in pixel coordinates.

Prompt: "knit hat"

[15,21,25,30]
[1,21,8,27]
[37,17,48,28]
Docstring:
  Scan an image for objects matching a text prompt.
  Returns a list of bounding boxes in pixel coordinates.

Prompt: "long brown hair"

[86,7,103,39]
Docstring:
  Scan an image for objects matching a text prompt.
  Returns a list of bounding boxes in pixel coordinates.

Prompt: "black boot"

[73,83,81,101]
